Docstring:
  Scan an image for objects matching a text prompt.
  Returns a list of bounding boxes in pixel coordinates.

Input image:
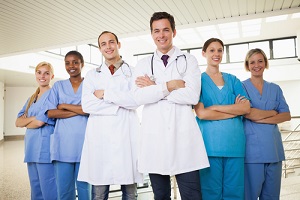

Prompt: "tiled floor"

[1,139,300,200]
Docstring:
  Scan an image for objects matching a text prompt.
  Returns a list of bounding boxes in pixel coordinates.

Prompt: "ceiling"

[0,0,300,87]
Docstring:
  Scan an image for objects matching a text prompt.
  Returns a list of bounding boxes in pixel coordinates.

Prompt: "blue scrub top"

[196,72,248,157]
[44,79,88,162]
[17,90,55,163]
[242,79,289,163]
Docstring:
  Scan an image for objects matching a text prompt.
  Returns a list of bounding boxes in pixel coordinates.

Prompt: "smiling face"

[202,41,224,67]
[247,53,266,77]
[35,64,54,87]
[151,18,176,54]
[64,54,84,78]
[98,32,121,63]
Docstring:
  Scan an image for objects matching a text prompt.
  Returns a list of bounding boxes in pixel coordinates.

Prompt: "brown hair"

[244,48,269,71]
[202,38,224,52]
[150,12,175,32]
[98,31,119,47]
[24,62,54,115]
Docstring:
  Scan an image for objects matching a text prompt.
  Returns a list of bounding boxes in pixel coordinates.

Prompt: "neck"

[206,66,220,75]
[106,56,121,66]
[70,75,82,82]
[39,85,50,94]
[250,76,264,85]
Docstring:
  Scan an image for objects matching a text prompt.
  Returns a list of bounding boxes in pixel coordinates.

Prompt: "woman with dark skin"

[45,51,91,200]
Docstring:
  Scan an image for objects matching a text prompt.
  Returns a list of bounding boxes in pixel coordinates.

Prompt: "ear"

[202,51,206,57]
[118,42,121,49]
[51,74,54,80]
[173,29,176,38]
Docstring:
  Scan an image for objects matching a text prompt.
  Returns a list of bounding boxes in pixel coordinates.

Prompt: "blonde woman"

[243,48,291,199]
[16,62,57,199]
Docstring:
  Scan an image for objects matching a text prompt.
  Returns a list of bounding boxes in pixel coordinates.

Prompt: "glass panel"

[249,41,270,59]
[61,46,76,56]
[273,38,296,58]
[90,46,102,65]
[77,45,91,63]
[229,44,249,62]
[190,48,206,65]
[48,48,61,54]
[222,46,227,63]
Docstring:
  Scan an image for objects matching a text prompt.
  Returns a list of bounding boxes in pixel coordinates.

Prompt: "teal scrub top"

[196,72,248,157]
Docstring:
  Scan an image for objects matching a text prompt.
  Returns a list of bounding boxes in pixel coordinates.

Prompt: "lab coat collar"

[154,46,184,64]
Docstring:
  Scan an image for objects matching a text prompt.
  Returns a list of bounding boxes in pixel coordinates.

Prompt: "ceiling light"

[291,12,300,19]
[266,15,288,22]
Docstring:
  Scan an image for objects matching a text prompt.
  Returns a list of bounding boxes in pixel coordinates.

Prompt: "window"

[48,48,61,54]
[90,46,101,65]
[77,45,91,63]
[273,38,296,58]
[61,46,76,56]
[249,41,270,59]
[229,44,248,62]
[190,49,206,65]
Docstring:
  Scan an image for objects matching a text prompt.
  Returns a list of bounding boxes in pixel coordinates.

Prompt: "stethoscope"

[150,54,187,81]
[96,61,132,78]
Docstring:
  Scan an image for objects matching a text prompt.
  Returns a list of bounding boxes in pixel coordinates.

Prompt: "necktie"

[109,64,114,75]
[161,55,169,67]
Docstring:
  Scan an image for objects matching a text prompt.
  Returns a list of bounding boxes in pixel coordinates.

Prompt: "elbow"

[36,121,45,127]
[286,113,292,121]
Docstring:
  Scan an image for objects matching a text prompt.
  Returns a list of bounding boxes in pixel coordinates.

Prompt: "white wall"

[0,82,4,141]
[4,87,35,136]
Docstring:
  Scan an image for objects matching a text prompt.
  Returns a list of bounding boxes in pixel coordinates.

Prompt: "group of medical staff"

[16,11,291,200]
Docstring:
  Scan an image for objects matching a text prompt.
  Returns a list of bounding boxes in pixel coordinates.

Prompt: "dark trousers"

[149,170,202,200]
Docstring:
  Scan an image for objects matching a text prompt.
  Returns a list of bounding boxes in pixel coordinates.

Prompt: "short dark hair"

[150,12,175,32]
[65,50,84,63]
[202,38,224,52]
[98,31,119,47]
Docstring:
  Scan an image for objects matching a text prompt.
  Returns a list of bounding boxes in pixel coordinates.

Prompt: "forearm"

[255,112,291,124]
[58,104,87,115]
[195,103,236,120]
[26,119,45,129]
[47,109,78,119]
[15,116,35,127]
[196,109,236,120]
[209,101,250,116]
[244,108,277,121]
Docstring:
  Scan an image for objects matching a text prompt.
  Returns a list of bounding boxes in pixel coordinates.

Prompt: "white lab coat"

[132,47,209,175]
[77,62,143,185]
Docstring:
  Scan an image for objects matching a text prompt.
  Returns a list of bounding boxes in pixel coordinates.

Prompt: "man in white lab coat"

[78,31,143,200]
[133,12,209,200]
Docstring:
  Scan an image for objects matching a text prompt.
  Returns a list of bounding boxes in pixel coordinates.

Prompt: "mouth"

[69,69,76,73]
[105,50,114,54]
[158,38,167,44]
[252,67,262,72]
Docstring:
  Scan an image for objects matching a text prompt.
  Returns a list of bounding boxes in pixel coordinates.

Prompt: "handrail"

[282,116,300,178]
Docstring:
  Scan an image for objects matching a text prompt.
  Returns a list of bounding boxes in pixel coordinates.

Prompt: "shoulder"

[135,55,152,68]
[265,80,281,91]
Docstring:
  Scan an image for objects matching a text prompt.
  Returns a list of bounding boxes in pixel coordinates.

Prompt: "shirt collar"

[105,58,123,70]
[156,46,175,58]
